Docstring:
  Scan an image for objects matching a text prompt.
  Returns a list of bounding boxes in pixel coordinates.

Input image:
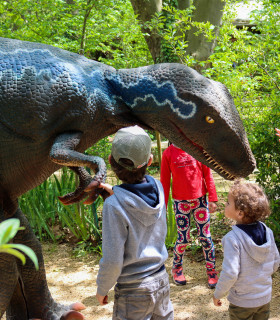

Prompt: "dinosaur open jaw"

[172,122,236,180]
[202,149,236,180]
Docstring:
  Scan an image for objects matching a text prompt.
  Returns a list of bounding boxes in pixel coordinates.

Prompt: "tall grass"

[19,167,102,244]
[165,180,177,248]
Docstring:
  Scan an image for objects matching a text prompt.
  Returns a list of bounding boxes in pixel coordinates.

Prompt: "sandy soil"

[43,242,280,320]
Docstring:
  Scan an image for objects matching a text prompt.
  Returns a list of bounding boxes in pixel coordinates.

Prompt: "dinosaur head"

[112,63,256,180]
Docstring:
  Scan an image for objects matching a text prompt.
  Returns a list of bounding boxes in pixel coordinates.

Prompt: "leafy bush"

[0,0,152,69]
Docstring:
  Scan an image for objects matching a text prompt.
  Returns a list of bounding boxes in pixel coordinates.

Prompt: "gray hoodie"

[214,223,280,308]
[96,176,168,296]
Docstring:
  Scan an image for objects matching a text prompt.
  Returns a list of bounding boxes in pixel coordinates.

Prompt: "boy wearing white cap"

[95,126,174,320]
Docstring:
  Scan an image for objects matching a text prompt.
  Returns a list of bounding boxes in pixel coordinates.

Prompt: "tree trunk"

[156,131,162,167]
[130,0,162,62]
[184,0,226,61]
[177,0,190,10]
[130,0,225,63]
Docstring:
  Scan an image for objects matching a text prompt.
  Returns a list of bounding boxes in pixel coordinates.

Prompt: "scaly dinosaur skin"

[0,37,255,319]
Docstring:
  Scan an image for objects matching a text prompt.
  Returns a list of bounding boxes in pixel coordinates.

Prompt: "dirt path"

[43,243,280,320]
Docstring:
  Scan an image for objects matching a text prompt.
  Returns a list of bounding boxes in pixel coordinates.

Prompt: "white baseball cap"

[111,126,152,170]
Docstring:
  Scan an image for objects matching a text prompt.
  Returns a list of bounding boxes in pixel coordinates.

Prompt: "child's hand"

[213,296,222,306]
[96,293,108,305]
[99,183,114,196]
[275,128,280,142]
[209,202,217,213]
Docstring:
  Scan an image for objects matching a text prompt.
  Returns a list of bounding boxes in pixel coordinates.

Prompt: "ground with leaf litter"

[43,240,280,320]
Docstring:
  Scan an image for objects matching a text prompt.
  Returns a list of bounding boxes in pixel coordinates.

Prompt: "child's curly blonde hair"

[229,180,271,224]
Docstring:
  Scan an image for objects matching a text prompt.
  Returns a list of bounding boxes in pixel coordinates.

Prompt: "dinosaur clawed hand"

[83,180,110,204]
[58,166,109,205]
[58,180,110,205]
[58,180,100,205]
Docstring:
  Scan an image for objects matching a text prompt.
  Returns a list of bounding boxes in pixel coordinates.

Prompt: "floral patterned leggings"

[173,195,215,271]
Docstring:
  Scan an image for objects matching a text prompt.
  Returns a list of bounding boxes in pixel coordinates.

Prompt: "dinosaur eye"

[205,116,215,124]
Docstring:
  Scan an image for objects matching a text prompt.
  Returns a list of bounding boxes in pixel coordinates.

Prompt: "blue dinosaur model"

[0,37,256,319]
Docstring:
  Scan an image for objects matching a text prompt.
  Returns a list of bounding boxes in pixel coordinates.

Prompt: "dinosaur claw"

[83,194,98,205]
[69,302,86,311]
[58,191,88,205]
[83,180,101,204]
[58,196,71,205]
[58,165,108,205]
[84,180,99,192]
[58,178,107,205]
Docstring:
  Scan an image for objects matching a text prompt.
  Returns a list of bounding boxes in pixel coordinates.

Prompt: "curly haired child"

[213,180,280,320]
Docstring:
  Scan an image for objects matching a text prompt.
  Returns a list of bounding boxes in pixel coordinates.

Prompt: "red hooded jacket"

[160,144,218,207]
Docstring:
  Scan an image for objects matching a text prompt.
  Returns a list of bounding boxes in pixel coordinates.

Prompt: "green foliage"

[73,240,102,258]
[165,183,177,248]
[85,136,111,161]
[147,1,218,64]
[0,218,38,269]
[0,0,152,68]
[203,0,280,236]
[148,3,195,63]
[19,167,103,245]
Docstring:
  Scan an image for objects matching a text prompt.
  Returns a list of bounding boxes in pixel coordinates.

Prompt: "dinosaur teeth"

[202,149,236,180]
[225,173,235,180]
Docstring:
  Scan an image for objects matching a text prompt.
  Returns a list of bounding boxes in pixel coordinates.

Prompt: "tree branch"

[250,56,280,91]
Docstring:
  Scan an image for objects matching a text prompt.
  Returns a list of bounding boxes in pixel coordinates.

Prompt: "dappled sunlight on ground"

[43,242,280,320]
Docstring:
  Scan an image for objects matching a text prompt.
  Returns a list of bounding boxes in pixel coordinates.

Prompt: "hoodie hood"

[232,223,272,264]
[118,175,159,207]
[113,176,165,227]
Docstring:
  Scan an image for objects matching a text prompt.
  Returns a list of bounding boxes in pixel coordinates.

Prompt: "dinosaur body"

[0,37,255,319]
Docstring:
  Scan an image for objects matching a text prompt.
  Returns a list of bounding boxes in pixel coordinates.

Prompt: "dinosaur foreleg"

[50,132,107,205]
[0,247,19,318]
[0,207,21,318]
[3,208,85,320]
[6,278,28,320]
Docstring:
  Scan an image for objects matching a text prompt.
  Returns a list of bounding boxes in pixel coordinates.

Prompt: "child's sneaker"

[207,269,219,289]
[171,267,187,285]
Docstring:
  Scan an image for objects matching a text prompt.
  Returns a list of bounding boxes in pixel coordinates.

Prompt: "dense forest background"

[1,0,280,249]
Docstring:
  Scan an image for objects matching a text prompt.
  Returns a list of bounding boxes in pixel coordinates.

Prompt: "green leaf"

[9,244,39,270]
[0,247,26,265]
[0,218,21,245]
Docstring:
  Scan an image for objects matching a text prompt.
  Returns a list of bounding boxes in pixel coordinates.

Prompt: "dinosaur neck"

[111,67,165,108]
[108,66,197,121]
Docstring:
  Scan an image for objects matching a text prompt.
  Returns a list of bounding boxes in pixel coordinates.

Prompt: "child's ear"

[238,210,245,220]
[147,154,153,167]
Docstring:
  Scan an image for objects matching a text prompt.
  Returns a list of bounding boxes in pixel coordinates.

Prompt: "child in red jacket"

[160,143,218,288]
